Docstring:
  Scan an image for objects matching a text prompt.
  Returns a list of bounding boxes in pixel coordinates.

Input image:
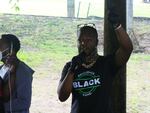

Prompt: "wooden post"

[67,0,75,18]
[104,0,126,113]
[127,0,133,33]
[77,1,81,18]
[87,3,91,18]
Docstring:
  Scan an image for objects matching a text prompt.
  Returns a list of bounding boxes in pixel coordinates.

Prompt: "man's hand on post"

[108,9,121,30]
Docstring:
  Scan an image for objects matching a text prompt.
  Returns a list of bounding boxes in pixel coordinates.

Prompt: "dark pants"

[0,106,5,113]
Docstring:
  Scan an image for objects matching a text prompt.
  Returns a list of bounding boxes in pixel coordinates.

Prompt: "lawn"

[0,14,93,71]
[127,53,150,113]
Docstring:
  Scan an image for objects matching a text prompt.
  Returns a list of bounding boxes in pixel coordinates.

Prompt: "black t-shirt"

[60,55,119,113]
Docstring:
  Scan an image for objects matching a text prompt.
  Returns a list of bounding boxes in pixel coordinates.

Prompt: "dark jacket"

[3,61,34,113]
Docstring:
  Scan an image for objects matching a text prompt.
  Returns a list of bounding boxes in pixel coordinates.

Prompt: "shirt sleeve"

[4,63,34,112]
[59,62,71,82]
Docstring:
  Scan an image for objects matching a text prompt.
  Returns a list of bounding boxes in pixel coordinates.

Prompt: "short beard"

[79,47,98,64]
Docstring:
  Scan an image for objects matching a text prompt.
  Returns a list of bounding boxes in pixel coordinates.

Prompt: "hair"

[79,26,98,45]
[1,34,21,53]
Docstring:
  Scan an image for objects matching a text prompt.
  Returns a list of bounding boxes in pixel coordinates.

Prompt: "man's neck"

[85,49,99,64]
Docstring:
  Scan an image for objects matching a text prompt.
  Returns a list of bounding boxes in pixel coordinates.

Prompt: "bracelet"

[115,24,122,30]
[68,67,75,73]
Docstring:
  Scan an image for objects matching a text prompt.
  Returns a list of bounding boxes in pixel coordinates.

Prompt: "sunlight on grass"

[18,50,48,67]
[127,53,150,113]
[130,53,150,61]
[133,1,150,17]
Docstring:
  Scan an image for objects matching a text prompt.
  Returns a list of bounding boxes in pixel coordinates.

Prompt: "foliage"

[9,0,20,12]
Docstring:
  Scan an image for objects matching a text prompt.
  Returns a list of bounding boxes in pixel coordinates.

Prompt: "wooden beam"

[67,0,75,18]
[104,0,126,113]
[127,0,133,33]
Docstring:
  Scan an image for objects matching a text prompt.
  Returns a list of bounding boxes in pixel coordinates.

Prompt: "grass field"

[127,53,150,113]
[0,14,150,113]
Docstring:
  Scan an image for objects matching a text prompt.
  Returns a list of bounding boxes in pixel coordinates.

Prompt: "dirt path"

[127,59,150,113]
[30,61,71,113]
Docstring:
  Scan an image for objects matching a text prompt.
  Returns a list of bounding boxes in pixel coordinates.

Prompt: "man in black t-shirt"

[57,11,133,113]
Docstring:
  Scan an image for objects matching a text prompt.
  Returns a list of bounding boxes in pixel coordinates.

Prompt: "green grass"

[129,53,150,62]
[17,50,48,67]
[133,0,150,17]
[133,20,150,34]
[0,15,88,72]
[127,53,150,76]
[127,53,150,113]
[0,14,150,72]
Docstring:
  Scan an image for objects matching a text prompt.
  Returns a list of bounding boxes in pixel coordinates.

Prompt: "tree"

[9,0,20,11]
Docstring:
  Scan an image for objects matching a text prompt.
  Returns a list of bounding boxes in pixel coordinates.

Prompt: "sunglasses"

[77,23,96,29]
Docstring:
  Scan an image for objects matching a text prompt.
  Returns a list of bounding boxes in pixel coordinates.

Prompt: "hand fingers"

[6,56,17,65]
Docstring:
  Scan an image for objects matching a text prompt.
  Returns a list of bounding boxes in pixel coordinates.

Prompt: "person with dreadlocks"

[57,11,133,113]
[0,34,34,113]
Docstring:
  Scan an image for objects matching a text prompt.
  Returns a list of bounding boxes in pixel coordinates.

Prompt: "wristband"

[68,67,75,73]
[115,24,122,30]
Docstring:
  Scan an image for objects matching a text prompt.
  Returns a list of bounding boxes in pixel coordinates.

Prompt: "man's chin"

[84,51,91,56]
[79,49,93,56]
